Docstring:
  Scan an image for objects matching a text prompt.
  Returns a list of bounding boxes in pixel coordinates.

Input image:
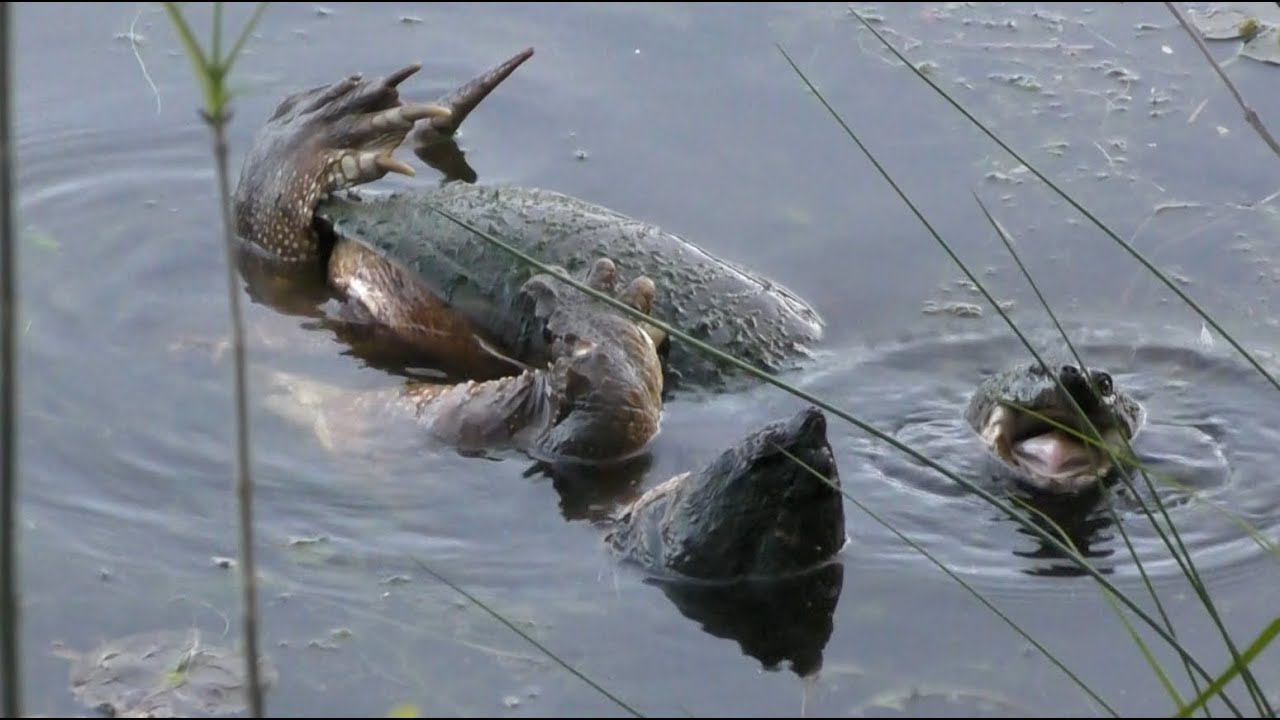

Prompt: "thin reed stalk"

[1164,2,1280,160]
[421,201,1228,698]
[162,3,268,715]
[0,4,20,716]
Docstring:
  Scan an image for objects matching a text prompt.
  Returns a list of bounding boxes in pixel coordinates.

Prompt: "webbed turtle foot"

[519,258,668,464]
[234,64,452,262]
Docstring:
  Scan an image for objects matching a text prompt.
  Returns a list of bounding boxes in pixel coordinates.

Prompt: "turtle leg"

[234,63,451,265]
[233,62,527,379]
[319,48,542,378]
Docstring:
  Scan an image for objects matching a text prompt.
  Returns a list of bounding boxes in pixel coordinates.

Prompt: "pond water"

[10,2,1280,717]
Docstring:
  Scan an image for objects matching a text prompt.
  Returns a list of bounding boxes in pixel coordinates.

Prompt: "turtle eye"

[1094,371,1113,397]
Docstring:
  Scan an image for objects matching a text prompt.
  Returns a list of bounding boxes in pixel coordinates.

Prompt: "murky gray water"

[10,2,1280,717]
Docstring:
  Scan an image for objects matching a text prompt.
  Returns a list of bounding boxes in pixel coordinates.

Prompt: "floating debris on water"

[1189,5,1260,40]
[987,72,1042,91]
[309,627,354,651]
[54,629,276,717]
[1042,140,1071,156]
[1105,66,1140,83]
[922,301,984,318]
[211,556,236,569]
[846,5,884,24]
[1241,26,1280,64]
[984,165,1030,184]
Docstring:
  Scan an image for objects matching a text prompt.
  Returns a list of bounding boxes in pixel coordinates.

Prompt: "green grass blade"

[1177,618,1280,719]
[846,9,1280,401]
[163,4,267,714]
[223,3,268,77]
[211,2,223,66]
[1015,494,1188,709]
[409,557,644,718]
[1105,580,1188,709]
[972,157,1268,716]
[161,3,216,115]
[778,34,1255,714]
[776,448,1118,716]
[420,200,1226,695]
[973,194,1206,705]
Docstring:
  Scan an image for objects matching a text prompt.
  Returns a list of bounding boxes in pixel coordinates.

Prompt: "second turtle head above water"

[965,357,1145,494]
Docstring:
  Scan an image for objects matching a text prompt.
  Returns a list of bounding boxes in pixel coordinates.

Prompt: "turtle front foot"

[234,64,452,262]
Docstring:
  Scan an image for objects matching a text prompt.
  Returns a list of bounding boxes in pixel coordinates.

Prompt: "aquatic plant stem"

[972,196,1207,705]
[1165,1,1280,160]
[0,4,19,717]
[207,106,265,719]
[162,3,267,715]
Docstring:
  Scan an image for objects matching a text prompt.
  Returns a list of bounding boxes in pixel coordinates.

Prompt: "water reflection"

[528,446,845,678]
[650,562,845,678]
[523,454,650,523]
[1001,483,1116,578]
[415,136,479,185]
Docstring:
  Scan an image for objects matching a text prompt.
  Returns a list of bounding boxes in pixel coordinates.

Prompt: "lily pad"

[53,629,276,717]
[1189,5,1262,39]
[1241,24,1280,64]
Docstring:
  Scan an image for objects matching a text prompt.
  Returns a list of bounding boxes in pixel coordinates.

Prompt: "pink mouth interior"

[1012,429,1096,480]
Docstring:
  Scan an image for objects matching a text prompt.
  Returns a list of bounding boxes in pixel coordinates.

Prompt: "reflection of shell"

[54,629,276,718]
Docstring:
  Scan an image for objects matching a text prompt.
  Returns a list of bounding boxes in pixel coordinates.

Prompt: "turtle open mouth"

[967,361,1145,494]
[1011,413,1102,480]
[984,406,1122,492]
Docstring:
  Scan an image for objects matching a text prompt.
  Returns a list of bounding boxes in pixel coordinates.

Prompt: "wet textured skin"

[232,48,824,391]
[605,406,846,581]
[401,258,666,463]
[964,357,1145,494]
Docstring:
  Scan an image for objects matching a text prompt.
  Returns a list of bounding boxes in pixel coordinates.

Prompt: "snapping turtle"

[233,48,823,390]
[965,357,1145,494]
[269,256,665,464]
[237,49,846,581]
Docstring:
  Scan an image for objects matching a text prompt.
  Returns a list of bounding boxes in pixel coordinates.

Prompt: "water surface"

[11,2,1280,716]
